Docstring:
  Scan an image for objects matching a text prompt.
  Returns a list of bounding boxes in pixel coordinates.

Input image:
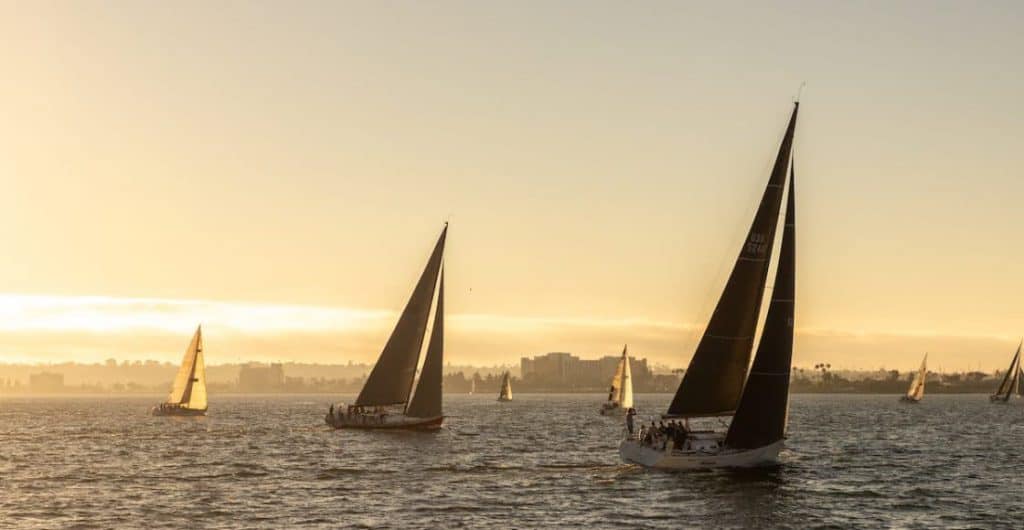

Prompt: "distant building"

[520,352,654,391]
[238,363,285,392]
[29,372,65,393]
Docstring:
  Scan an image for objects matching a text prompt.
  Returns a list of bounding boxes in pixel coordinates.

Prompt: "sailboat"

[497,372,512,402]
[900,353,927,403]
[620,103,799,469]
[469,377,475,395]
[989,340,1022,403]
[325,225,447,430]
[152,325,208,416]
[600,345,634,416]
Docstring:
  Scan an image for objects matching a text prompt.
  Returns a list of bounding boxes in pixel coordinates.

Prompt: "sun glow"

[0,294,392,335]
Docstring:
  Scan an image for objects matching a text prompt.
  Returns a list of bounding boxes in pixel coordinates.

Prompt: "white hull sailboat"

[900,353,927,403]
[989,341,1021,404]
[620,103,800,470]
[152,325,208,417]
[326,225,448,431]
[600,345,633,416]
[620,436,784,469]
[497,372,512,402]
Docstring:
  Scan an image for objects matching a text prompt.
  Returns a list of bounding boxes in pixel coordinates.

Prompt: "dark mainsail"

[356,225,447,407]
[406,271,445,418]
[725,164,796,450]
[992,341,1021,402]
[667,103,799,418]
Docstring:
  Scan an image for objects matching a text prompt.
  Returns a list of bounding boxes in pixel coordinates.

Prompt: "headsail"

[167,325,206,410]
[668,103,799,418]
[406,271,445,418]
[620,345,634,410]
[724,162,796,450]
[906,353,927,401]
[356,226,447,407]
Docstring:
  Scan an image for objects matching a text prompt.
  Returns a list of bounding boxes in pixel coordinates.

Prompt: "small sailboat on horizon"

[152,325,208,416]
[989,340,1021,404]
[900,353,927,403]
[326,224,447,430]
[600,345,634,416]
[497,372,512,402]
[620,102,799,469]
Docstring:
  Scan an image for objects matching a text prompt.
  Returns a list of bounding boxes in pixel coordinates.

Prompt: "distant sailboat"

[152,325,208,416]
[497,372,512,402]
[990,341,1022,403]
[600,345,634,416]
[469,377,475,395]
[326,225,447,430]
[620,103,799,469]
[900,354,927,403]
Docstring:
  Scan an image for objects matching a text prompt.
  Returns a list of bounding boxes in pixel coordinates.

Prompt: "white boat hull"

[619,437,783,469]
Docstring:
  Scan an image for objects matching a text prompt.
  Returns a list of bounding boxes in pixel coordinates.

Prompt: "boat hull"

[325,413,443,431]
[151,406,207,417]
[619,438,783,469]
[899,396,921,403]
[497,397,511,402]
[600,405,627,416]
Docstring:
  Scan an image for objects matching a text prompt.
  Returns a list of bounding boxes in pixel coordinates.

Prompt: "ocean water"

[1,394,1022,529]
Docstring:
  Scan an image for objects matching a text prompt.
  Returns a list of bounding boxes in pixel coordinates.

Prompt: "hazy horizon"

[3,2,1023,372]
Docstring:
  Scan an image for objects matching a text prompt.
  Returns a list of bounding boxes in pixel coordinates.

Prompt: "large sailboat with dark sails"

[326,225,447,430]
[620,103,799,469]
[152,325,208,416]
[989,341,1021,404]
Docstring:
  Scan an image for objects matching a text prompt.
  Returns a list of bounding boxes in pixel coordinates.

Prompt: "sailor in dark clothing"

[626,408,636,434]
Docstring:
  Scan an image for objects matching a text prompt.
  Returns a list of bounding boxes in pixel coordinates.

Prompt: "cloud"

[0,293,1019,371]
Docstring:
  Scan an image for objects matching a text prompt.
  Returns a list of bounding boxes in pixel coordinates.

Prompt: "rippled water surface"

[2,394,1023,528]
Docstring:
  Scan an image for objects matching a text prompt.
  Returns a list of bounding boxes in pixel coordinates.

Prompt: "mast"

[188,328,208,410]
[356,225,447,407]
[406,270,445,418]
[668,103,798,418]
[724,161,796,450]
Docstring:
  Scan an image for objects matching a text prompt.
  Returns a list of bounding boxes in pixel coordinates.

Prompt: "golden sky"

[1,2,1022,370]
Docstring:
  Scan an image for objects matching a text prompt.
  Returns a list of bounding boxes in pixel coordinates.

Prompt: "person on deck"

[626,408,636,435]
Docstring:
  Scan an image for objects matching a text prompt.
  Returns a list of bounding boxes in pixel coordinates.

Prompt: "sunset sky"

[1,1,1022,371]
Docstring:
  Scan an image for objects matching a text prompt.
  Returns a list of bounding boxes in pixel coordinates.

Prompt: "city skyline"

[2,2,1023,371]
